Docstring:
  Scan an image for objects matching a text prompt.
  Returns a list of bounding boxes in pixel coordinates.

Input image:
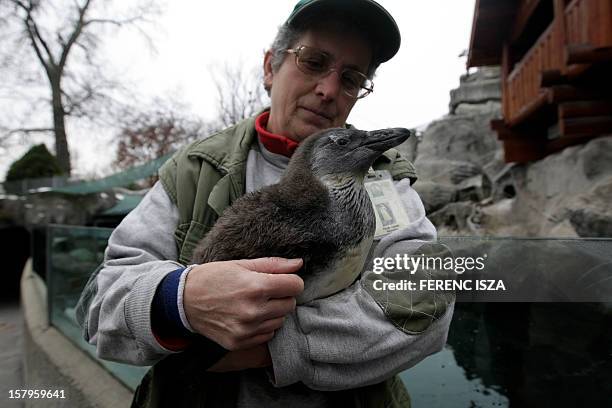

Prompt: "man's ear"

[263,50,274,91]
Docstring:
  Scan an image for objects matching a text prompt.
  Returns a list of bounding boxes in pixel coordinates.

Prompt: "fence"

[2,176,71,195]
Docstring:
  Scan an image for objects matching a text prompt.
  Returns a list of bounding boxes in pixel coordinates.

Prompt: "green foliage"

[6,144,64,182]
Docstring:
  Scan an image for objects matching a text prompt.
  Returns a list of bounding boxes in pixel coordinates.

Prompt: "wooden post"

[598,0,612,46]
[548,85,603,103]
[554,0,567,72]
[560,116,612,137]
[502,44,511,122]
[566,44,612,63]
[540,69,564,87]
[559,101,612,118]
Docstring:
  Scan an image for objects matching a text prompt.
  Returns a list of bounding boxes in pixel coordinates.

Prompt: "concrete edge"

[20,258,134,407]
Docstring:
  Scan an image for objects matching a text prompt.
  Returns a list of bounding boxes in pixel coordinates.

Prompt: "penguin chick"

[192,127,411,304]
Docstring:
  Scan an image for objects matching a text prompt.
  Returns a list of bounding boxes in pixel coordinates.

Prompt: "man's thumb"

[235,257,303,274]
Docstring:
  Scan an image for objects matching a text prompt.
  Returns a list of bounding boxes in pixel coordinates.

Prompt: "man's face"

[264,26,373,142]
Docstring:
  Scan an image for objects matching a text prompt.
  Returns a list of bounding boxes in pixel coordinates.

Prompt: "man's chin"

[292,120,335,141]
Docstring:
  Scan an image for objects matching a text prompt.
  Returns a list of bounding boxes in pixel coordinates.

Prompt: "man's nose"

[314,70,342,101]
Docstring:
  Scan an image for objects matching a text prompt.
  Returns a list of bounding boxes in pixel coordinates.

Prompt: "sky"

[2,0,477,179]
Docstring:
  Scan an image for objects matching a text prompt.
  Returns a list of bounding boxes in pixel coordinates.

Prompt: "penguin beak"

[361,128,412,152]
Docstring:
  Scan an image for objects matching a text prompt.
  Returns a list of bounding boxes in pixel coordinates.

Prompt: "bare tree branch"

[210,62,268,128]
[14,1,54,74]
[0,0,162,175]
[1,127,54,140]
[58,0,91,70]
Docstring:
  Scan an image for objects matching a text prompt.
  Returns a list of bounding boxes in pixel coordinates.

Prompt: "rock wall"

[408,67,612,238]
[0,192,117,228]
[508,137,612,237]
[408,67,504,234]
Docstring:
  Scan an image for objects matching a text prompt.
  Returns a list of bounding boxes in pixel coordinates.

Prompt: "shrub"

[6,144,64,182]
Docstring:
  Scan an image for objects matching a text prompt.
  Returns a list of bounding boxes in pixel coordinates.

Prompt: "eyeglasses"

[285,45,374,99]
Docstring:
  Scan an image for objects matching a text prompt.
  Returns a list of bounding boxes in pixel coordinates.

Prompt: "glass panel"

[47,225,148,390]
[402,302,612,407]
[401,237,612,406]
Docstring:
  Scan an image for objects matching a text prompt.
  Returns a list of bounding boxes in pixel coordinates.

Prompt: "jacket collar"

[186,109,266,176]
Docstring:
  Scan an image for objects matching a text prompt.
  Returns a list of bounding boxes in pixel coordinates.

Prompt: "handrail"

[506,21,560,122]
[503,0,612,124]
[565,0,612,47]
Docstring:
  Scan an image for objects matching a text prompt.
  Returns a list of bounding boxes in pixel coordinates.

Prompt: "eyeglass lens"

[293,46,372,98]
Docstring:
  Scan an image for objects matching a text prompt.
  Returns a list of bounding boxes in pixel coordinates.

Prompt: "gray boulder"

[412,181,457,214]
[502,135,612,236]
[428,202,481,234]
[396,132,419,163]
[449,67,502,114]
[414,113,502,185]
[567,176,612,237]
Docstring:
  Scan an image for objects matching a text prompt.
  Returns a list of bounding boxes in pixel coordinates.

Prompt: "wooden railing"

[506,21,563,123]
[566,0,612,47]
[503,0,612,124]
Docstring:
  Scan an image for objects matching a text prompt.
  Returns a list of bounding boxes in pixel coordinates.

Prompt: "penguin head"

[301,127,411,178]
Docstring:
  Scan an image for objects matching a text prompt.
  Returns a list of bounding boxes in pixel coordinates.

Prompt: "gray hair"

[264,15,381,95]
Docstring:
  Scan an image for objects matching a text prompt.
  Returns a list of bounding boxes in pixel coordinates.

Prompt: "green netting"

[50,153,173,195]
[101,194,144,216]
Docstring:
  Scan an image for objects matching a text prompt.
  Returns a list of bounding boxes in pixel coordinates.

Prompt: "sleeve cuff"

[123,262,185,359]
[177,265,197,332]
[151,267,193,351]
[267,311,314,387]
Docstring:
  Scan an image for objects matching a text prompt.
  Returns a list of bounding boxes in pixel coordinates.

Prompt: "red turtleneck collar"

[255,111,299,157]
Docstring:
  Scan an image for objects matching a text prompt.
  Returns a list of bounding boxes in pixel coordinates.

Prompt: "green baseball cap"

[285,0,401,63]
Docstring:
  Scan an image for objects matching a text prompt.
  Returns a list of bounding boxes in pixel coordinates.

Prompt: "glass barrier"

[45,226,612,405]
[396,237,612,406]
[46,224,148,390]
[402,302,612,407]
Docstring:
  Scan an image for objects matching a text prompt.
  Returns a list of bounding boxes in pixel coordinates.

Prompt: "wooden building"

[467,0,612,162]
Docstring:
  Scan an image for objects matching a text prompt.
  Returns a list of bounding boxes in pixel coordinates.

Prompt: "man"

[77,1,455,406]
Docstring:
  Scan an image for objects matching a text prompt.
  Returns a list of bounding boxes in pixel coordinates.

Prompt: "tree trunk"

[51,76,71,176]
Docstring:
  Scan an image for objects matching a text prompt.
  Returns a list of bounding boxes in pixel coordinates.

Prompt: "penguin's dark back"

[190,128,379,282]
[191,174,340,277]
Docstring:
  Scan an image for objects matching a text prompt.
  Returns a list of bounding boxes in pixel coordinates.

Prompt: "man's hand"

[184,257,304,350]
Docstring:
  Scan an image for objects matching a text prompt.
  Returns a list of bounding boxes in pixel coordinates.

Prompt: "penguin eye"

[335,138,349,146]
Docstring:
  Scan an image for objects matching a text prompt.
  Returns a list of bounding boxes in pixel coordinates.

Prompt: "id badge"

[364,170,410,239]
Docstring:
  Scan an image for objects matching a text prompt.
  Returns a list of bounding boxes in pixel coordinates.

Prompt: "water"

[402,303,612,407]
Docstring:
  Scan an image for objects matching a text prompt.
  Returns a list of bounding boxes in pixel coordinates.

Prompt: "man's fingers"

[252,316,286,335]
[261,297,297,320]
[239,332,275,350]
[261,273,304,299]
[235,257,303,274]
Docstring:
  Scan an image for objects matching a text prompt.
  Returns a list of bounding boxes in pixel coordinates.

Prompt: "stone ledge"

[20,259,133,408]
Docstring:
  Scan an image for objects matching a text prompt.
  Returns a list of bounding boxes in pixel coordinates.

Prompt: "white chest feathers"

[297,236,374,304]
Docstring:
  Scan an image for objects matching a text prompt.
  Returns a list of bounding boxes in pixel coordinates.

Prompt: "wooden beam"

[553,0,567,75]
[477,7,516,22]
[559,101,612,118]
[468,52,502,67]
[560,116,612,137]
[547,85,603,104]
[540,69,566,87]
[507,91,550,127]
[491,119,506,132]
[467,0,482,69]
[468,0,516,67]
[545,135,602,155]
[564,63,591,80]
[501,44,511,121]
[502,139,547,163]
[510,0,543,42]
[491,119,545,142]
[566,44,612,64]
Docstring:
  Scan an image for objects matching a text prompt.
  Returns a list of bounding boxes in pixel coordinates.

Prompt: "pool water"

[402,303,612,407]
